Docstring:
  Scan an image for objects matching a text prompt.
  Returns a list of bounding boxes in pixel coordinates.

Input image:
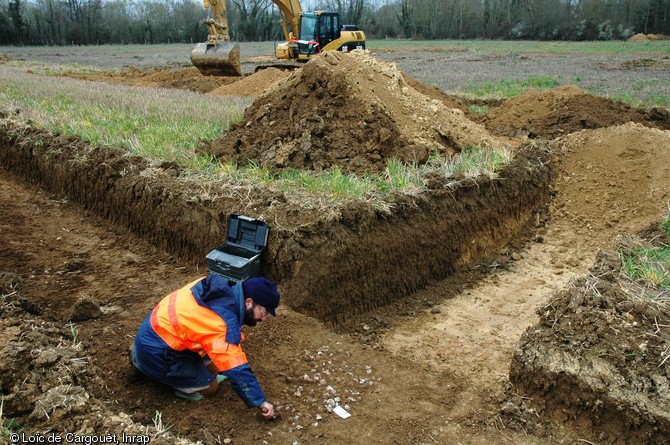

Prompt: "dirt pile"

[497,122,670,442]
[201,50,511,174]
[507,236,670,444]
[550,122,670,251]
[0,290,199,444]
[628,33,669,41]
[64,66,237,94]
[481,85,670,139]
[209,67,290,98]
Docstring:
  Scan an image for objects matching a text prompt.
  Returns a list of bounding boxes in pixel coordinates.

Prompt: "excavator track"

[254,61,302,73]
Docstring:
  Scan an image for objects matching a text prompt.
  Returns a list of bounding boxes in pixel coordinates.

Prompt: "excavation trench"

[3,48,670,445]
[0,122,552,325]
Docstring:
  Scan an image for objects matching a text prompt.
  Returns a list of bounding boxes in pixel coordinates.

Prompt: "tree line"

[1,0,668,46]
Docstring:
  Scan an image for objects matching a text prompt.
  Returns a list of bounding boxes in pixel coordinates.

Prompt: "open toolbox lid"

[226,214,269,253]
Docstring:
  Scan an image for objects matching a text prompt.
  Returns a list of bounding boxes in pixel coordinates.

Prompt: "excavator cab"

[295,12,365,60]
[297,12,338,55]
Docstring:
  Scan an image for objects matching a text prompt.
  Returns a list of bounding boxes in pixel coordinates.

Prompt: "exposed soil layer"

[508,240,670,444]
[501,123,670,444]
[481,85,670,139]
[375,122,670,445]
[200,51,511,174]
[552,122,670,247]
[0,169,414,445]
[0,292,200,445]
[1,49,670,445]
[64,66,239,94]
[208,67,289,98]
[0,127,552,445]
[0,121,551,325]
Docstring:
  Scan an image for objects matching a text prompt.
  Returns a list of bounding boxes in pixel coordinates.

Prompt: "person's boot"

[174,390,204,401]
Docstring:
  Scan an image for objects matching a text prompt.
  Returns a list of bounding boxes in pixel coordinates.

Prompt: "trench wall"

[0,123,553,324]
[281,148,554,324]
[510,342,670,444]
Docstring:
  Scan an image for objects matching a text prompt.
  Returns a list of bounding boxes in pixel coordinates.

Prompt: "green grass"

[609,80,670,108]
[468,104,490,115]
[622,248,670,289]
[152,410,172,436]
[661,208,670,237]
[0,65,250,168]
[611,93,670,108]
[68,322,78,344]
[24,61,104,76]
[367,39,670,55]
[207,146,512,215]
[0,59,105,76]
[620,210,670,292]
[1,397,22,442]
[465,75,559,99]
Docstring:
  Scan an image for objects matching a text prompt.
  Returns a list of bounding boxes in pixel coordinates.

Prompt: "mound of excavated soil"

[498,122,670,443]
[201,50,511,174]
[208,67,290,98]
[508,239,670,444]
[629,33,650,41]
[0,291,199,444]
[551,122,670,251]
[64,67,238,94]
[481,85,670,139]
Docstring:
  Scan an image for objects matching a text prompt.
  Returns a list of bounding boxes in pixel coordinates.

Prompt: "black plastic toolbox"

[206,214,269,282]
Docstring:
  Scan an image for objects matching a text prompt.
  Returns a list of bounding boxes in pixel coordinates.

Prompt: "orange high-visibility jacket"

[150,277,249,372]
[145,275,265,407]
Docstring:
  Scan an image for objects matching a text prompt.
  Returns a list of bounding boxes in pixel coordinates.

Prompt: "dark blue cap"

[243,277,280,316]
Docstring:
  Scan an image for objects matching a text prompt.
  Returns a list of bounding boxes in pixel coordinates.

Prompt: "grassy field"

[0,40,668,210]
[368,40,670,106]
[1,39,669,106]
[368,38,670,54]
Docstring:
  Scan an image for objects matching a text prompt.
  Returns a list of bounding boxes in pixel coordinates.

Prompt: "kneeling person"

[131,274,280,419]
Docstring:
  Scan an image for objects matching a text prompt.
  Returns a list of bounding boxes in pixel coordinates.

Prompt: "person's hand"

[258,401,275,419]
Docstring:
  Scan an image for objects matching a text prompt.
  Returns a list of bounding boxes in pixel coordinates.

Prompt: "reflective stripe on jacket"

[148,275,266,407]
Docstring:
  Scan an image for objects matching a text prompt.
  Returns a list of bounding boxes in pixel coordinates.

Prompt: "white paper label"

[333,405,351,419]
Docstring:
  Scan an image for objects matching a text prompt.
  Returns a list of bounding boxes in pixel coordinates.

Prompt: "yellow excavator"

[190,0,366,76]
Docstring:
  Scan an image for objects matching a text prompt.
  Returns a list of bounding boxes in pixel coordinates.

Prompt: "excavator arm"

[190,0,242,76]
[271,0,303,41]
[191,0,304,76]
[203,0,231,43]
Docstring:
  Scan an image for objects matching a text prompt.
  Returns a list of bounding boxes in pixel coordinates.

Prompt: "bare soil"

[479,85,670,139]
[1,47,670,445]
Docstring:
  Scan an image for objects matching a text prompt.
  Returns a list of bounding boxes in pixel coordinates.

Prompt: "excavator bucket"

[191,41,242,77]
